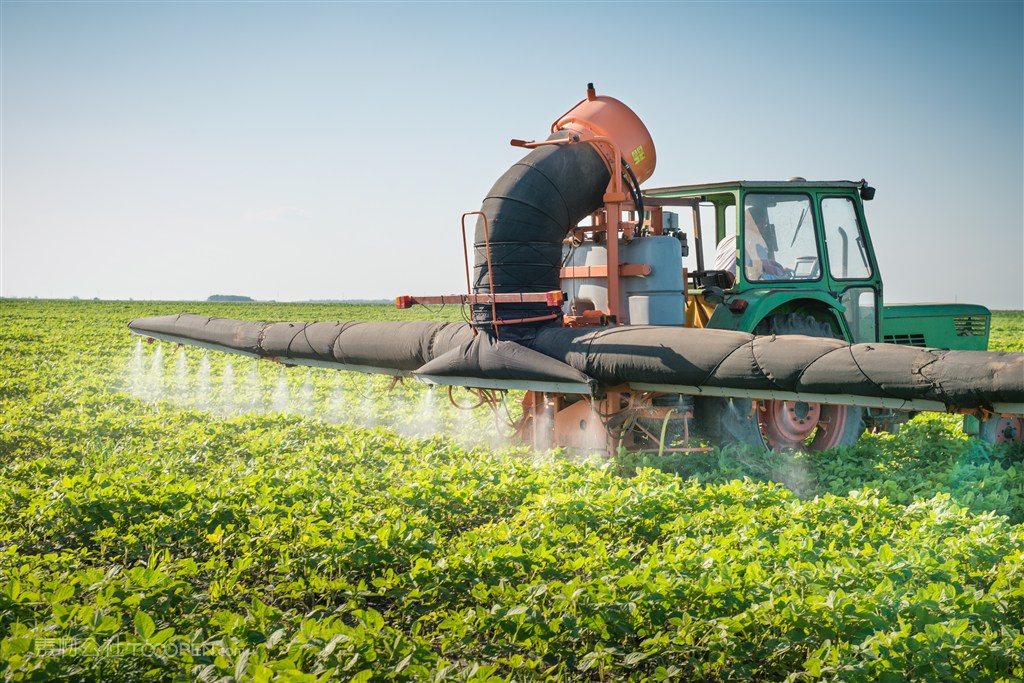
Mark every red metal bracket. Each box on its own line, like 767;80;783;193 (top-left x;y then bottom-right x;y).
560;263;652;279
395;291;564;309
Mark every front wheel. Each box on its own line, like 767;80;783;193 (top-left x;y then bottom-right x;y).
980;416;1024;444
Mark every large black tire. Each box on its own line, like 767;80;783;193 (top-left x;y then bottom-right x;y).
693;396;766;447
696;313;865;451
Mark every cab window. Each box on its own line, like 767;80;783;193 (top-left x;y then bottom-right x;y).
840;287;878;342
822;197;872;280
743;193;820;282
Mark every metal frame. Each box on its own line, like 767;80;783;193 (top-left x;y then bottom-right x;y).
415;374;592;395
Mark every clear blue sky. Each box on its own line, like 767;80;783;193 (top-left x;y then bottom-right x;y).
2;1;1022;308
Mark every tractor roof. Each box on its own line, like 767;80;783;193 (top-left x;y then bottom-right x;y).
645;180;865;196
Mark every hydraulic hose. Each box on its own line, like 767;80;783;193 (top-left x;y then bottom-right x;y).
622;160;644;228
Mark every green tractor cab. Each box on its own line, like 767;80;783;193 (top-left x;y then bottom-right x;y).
644;179;999;447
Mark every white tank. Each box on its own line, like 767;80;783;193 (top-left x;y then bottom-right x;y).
562;235;685;325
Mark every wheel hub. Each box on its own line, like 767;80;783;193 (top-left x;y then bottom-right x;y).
993;417;1024;444
759;400;821;449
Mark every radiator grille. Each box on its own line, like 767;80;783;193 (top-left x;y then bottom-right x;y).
883;333;927;347
953;315;988;336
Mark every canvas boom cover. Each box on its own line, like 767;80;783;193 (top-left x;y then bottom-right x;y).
129;314;1024;410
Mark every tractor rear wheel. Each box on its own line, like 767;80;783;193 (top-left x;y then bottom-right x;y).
755;313;864;451
696;313;865;452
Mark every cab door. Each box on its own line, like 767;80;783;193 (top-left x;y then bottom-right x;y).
819;195;882;342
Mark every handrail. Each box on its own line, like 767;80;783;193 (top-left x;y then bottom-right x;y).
461;211;499;338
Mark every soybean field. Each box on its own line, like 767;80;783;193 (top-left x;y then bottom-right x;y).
1;300;1022;682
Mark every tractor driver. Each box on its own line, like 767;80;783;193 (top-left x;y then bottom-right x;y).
741;195;791;281
713;194;791;282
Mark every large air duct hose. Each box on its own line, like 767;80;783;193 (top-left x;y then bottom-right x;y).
471;132;609;340
472;86;656;341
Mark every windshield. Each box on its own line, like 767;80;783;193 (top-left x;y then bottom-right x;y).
743;193;820;282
